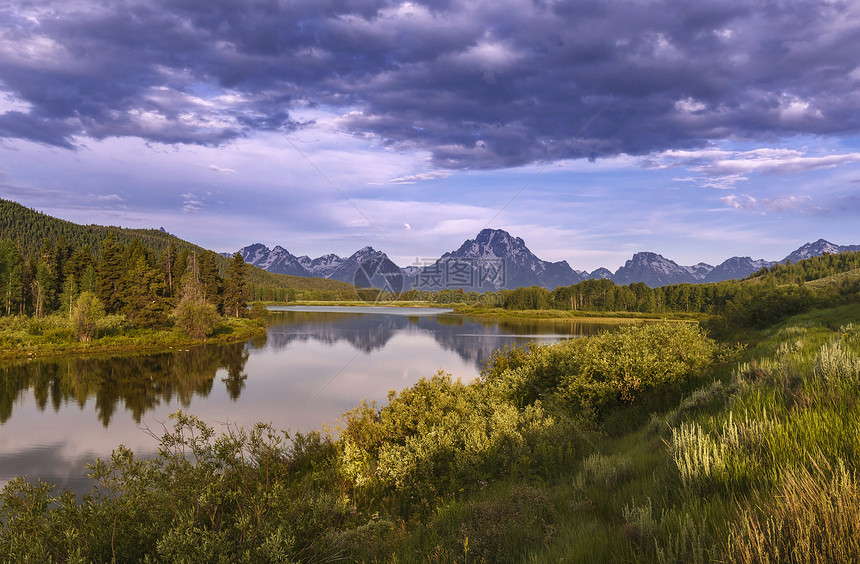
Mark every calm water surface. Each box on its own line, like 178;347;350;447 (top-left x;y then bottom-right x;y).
0;307;621;493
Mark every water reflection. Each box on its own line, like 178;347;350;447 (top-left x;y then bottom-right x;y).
0;342;250;426
264;310;609;368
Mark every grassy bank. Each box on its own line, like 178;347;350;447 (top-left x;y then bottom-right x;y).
450;305;706;322
0;314;266;360
265;300;701;323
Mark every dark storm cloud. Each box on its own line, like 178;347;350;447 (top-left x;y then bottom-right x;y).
1;0;859;167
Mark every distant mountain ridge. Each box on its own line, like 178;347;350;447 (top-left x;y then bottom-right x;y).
237;232;860;290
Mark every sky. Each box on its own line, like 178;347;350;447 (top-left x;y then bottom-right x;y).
1;0;859;273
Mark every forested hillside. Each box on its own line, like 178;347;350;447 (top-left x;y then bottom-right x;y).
0;198;357;302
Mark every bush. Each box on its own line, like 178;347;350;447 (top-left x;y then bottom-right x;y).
339;372;579;510
723;284;815;329
483;322;718;424
172;298;218;338
0;412;347;563
71;292;105;342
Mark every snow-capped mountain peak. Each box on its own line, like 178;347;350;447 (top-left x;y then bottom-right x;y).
238;243;309;277
782;239;842;264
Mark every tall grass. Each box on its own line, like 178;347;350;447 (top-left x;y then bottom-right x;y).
726;458;860;564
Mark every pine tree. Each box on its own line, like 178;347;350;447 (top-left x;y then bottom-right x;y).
123;256;169;328
81;264;97;294
0;240;23;316
198;251;223;311
97;236;127;314
223;252;249;318
158;242;177;300
33;261;55;317
38;239;59;313
59;277;79;318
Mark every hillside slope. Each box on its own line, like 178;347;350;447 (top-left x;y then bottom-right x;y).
0;198;356;293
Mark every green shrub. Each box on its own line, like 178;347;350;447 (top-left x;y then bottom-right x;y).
71;292;104;342
339;372;580;511
484;322;718;425
0;412;348;563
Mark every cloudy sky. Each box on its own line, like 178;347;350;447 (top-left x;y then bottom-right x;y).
1;0;859;272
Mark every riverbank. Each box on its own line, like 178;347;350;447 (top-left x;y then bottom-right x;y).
0;314;266;360
262;300;704;323
449;305;706;322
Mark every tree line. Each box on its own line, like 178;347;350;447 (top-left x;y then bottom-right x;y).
0;234;250;338
498;251;860;328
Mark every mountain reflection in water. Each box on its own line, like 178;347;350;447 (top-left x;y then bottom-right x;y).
264;309;605;367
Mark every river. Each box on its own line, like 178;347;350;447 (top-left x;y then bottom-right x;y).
0;306;621;494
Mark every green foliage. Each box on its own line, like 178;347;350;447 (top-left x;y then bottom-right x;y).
122;256;169;328
172;253;219;338
580;453;633;488
223;252;249;318
173;294;219;339
339;372;579;511
484;322;718;424
70;291;104;342
721;283;815;329
0;412;347;562
249;301;268;321
0;197;359;318
502;286;552;310
430;485;558;563
4;303;860;562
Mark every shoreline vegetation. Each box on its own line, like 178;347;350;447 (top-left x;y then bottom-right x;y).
3;302;860;561
264;300;701;321
0;303;679;361
0;302;686;361
0;313;266;360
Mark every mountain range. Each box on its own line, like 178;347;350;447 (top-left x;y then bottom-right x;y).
236;230;860;290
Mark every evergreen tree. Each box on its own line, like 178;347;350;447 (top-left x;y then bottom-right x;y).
198;251;223;311
38;239;59;312
64;245;94;288
0;240;23;316
58;277;79;318
123;256;169;328
98;236;127;314
81;264;97;294
33;261;55;317
223;252;249;318
158;242;178;300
